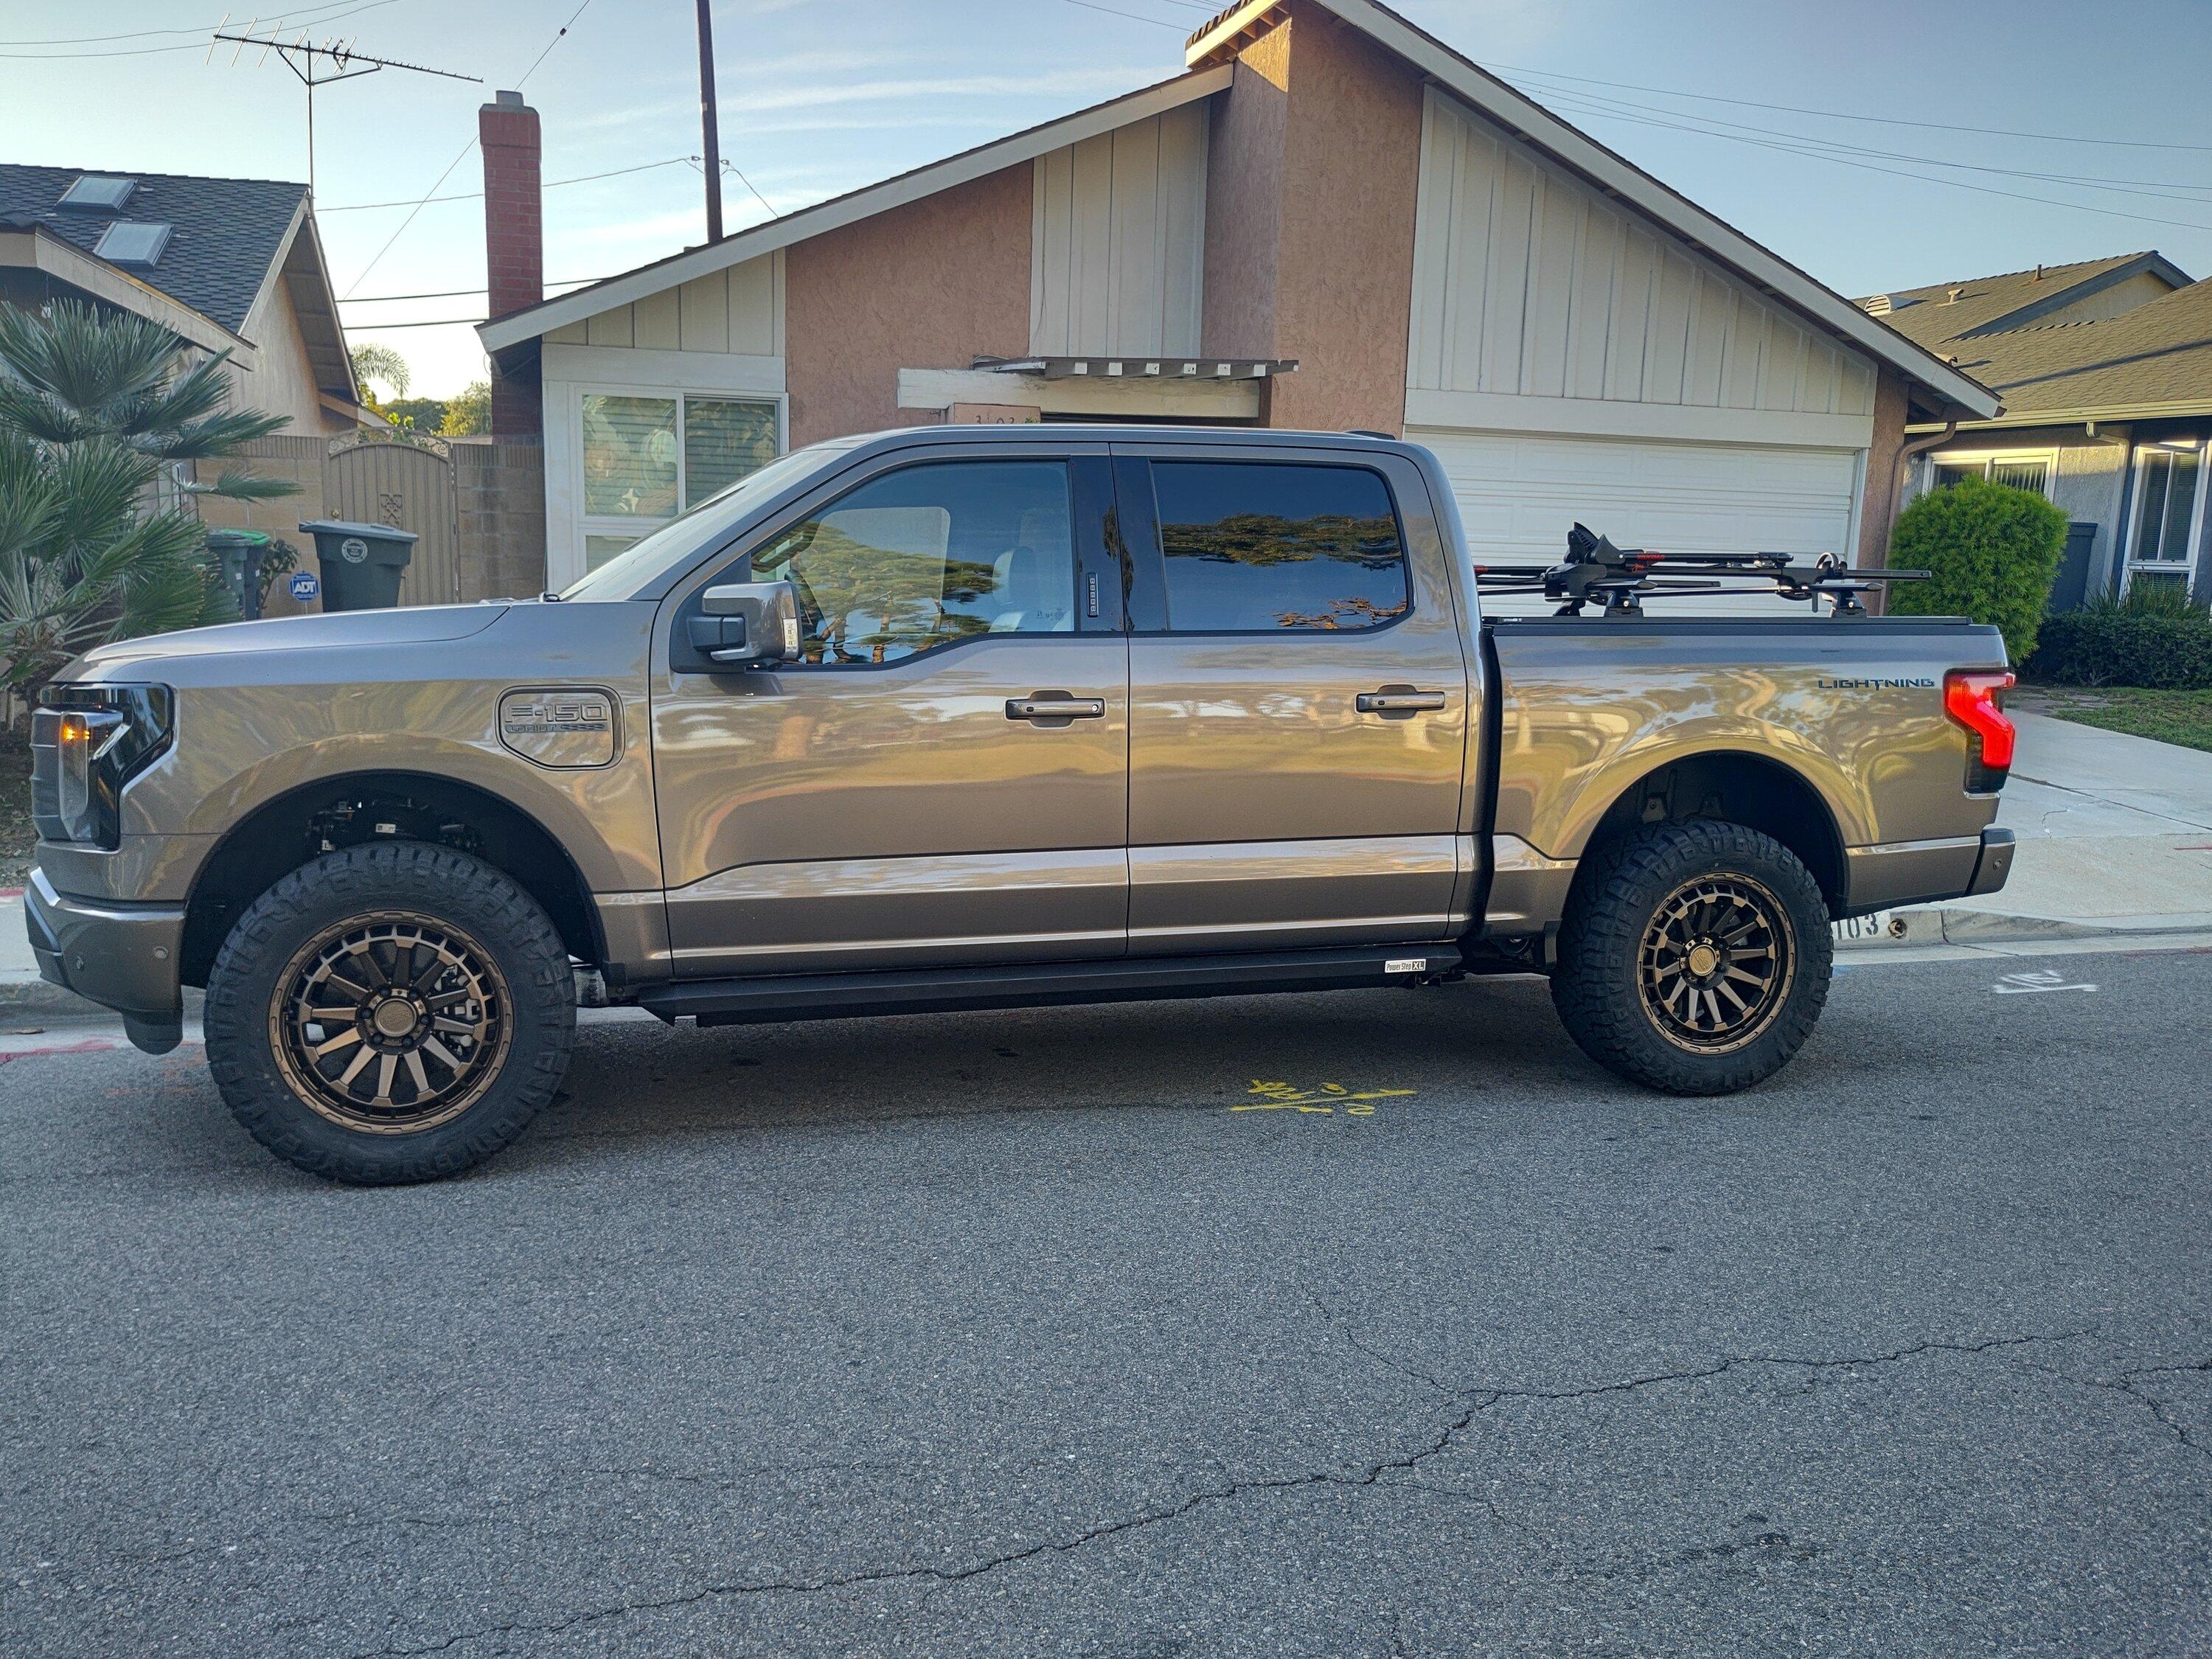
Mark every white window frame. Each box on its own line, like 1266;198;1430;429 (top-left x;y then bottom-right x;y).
2120;440;2210;597
1924;447;2059;496
570;381;787;580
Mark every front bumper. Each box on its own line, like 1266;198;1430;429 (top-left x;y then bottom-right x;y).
25;867;187;1054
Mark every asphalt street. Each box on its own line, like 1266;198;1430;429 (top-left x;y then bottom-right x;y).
2;945;2208;1656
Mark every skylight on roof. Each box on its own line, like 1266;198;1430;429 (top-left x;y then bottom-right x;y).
58;175;137;210
94;221;171;268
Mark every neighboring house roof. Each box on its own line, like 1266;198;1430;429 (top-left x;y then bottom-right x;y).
0;161;358;411
0;163;305;333
1942;276;2212;425
481;0;2000;421
1857;251;2212;427
1860;251;2193;347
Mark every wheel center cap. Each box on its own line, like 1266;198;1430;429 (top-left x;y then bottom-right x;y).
1686;943;1721;978
372;998;420;1038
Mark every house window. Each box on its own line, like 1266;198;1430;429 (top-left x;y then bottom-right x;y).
2124;445;2207;594
1932;455;2051;494
577;390;780;571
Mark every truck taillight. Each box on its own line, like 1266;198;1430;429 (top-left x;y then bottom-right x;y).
1944;669;2015;791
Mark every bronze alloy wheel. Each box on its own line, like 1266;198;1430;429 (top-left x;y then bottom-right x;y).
268;914;512;1134
1635;873;1798;1055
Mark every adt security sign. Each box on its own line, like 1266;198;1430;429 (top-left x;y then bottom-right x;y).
288;571;320;603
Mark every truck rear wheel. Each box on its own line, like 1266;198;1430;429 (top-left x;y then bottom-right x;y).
204;842;576;1183
1550;820;1832;1095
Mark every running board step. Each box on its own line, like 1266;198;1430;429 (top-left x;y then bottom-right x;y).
636;944;1466;1029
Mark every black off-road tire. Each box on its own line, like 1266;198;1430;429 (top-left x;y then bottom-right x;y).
204;842;575;1184
1550;820;1832;1095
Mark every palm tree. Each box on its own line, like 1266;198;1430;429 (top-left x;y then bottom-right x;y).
0;301;299;702
349;341;409;412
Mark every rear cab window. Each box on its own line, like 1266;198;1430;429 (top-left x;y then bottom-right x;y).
1135;460;1411;633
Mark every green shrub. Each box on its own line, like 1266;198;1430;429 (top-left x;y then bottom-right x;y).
1886;475;2069;659
2026;591;2212;689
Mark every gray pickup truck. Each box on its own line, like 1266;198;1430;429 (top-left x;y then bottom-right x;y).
29;426;2017;1183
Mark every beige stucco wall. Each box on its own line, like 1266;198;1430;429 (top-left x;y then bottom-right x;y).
1195;7;1422;434
237;274;351;435
1267;7;1423;435
1197;27;1290;364
785;163;1034;444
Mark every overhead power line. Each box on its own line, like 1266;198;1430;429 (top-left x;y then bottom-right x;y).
322;154;699;212
1060;0;1189;29
341;274;611;303
1484;60;2212;156
1521;80;2212;204
1;0;396;57
340;0;598;299
0;0;388;46
1526;88;2212;235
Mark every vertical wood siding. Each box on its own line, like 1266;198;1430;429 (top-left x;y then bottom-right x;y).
1029;103;1208;357
1407;87;1874;420
545;250;785;358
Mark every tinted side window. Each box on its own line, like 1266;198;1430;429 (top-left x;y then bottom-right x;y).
752;461;1074;664
1150;462;1408;633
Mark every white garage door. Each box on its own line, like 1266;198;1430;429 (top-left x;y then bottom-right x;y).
1408;428;1864;616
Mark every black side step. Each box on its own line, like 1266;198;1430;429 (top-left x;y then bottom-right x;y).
635;943;1466;1029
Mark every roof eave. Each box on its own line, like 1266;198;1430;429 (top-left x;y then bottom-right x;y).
1909;397;2212;433
0;220;256;364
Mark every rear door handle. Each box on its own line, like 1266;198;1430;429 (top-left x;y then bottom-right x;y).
1006;692;1107;726
1356;688;1449;717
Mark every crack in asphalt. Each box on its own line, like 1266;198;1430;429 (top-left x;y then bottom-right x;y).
2015;1353;2212;1464
344;1327;2096;1659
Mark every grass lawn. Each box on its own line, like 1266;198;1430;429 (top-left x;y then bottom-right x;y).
2028;686;2212;755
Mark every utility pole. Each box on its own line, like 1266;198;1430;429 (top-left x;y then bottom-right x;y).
212;29;480;198
696;0;725;243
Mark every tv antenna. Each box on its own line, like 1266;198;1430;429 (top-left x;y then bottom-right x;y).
210;24;481;196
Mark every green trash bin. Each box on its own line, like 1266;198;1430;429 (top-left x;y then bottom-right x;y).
299;518;417;611
205;528;272;621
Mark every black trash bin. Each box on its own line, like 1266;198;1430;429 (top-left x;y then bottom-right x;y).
205;528;272;621
299;518;417;611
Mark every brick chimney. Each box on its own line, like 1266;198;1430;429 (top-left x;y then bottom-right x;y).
479;89;543;439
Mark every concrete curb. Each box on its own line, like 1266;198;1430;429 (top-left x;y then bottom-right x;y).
0;973;109;1018
1834;905;2212;953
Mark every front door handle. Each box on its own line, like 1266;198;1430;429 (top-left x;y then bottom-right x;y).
1356;687;1449;717
1006;692;1107;726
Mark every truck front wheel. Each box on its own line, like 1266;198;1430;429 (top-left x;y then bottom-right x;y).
1550;820;1832;1095
204;842;577;1183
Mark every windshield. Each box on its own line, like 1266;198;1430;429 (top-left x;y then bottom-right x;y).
557;441;858;600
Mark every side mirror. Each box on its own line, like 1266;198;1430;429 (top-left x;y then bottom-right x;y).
690;580;800;668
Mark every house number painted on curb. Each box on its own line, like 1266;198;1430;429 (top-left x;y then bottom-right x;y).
1232;1079;1417;1116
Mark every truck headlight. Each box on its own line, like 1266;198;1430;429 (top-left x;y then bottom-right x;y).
31;684;173;849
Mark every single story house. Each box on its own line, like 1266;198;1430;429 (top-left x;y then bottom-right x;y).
477;0;1998;592
1864;251;2212;606
0;162;365;435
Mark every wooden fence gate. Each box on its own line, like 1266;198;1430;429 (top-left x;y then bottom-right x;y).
324;434;461;607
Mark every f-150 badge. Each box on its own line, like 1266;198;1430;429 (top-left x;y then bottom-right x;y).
499;689;616;768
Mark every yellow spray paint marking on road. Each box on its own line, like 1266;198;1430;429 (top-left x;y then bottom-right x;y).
1232;1079;1416;1116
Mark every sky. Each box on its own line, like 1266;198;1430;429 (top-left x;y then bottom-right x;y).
7;0;2211;398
